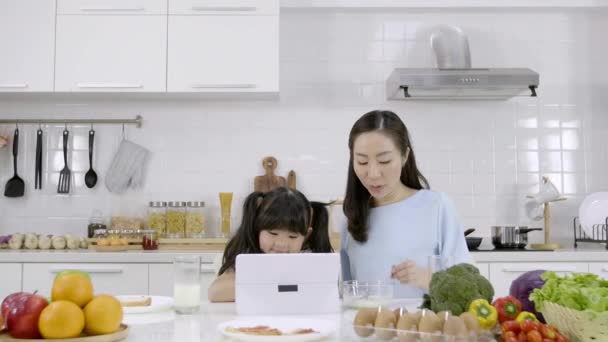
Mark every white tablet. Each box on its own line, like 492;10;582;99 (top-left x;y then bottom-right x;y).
235;253;341;315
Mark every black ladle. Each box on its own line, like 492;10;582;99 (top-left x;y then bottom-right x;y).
84;129;98;188
464;228;475;236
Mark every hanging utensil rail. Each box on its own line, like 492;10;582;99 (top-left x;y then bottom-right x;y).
0;115;143;128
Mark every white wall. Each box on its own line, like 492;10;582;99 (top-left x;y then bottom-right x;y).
0;9;607;248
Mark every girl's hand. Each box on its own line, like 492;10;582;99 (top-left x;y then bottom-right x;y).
0;135;7;148
391;261;431;290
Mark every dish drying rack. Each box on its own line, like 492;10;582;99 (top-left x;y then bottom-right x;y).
573;216;608;250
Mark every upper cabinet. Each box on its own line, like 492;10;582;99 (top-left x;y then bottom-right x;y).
2;0;279;95
54;0;167;92
0;0;56;92
167;0;279;93
167;15;279;93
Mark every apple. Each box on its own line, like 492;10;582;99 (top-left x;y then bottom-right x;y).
1;292;28;320
4;292;48;339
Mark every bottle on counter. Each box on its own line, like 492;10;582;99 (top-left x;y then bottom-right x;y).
142;229;159;250
88;210;107;239
147;201;167;238
166;202;186;238
186;201;206;238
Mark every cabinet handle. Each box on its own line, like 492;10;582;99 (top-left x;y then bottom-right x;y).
201;265;217;274
80;7;145;12
0;84;28;89
502;267;577;273
190;6;257;12
50;267;124;274
77;83;143;89
190;84;256;89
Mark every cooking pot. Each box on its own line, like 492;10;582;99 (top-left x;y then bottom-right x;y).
492;226;542;249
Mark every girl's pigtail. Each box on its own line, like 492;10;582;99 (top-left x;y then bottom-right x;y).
308;201;333;253
218;191;264;275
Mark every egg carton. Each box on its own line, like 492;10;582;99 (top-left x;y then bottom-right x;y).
342;309;497;342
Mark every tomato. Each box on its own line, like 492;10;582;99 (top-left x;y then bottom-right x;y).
554;333;568;342
504;331;517;339
527;330;543;342
521;320;541;333
506;337;519;342
540;324;557;339
543;339;553;342
503;320;521;334
519;331;528;342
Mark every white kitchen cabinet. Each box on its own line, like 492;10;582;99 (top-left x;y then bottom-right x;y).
55;15;167;92
588;263;608;279
475;262;490;280
149;263;218;301
58;0;167;15
489;262;588;297
167;15;279;93
22;263;149;296
170;0;279;15
0;264;22;299
0;0;55;92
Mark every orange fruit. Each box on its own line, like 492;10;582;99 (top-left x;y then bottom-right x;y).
51;271;94;307
38;300;85;339
83;295;123;335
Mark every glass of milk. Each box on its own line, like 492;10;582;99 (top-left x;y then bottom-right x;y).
173;255;201;314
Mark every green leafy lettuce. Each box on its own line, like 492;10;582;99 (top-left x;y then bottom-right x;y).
530;272;608;312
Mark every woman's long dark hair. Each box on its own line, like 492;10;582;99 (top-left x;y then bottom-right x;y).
218;187;333;275
344;110;429;243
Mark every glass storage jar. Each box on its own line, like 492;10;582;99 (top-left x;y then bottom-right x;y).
166;201;186;238
186;201;206;238
147;201;167;237
142;229;159;250
87;210;107;238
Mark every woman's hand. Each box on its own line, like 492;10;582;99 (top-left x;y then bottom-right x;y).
391;261;431;290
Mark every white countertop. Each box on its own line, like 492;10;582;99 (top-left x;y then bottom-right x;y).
0;250;220;263
0;246;606;263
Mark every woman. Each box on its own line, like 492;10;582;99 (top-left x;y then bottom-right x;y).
340;110;471;298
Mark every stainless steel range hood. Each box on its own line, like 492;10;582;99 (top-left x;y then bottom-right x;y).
386;67;539;100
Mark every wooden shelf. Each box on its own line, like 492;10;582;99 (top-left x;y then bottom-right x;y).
281;0;608;9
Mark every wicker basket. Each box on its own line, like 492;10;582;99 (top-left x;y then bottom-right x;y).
541;301;608;342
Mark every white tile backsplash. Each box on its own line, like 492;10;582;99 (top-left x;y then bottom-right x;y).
1;9;607;247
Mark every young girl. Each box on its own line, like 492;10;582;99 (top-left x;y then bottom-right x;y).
208;187;333;302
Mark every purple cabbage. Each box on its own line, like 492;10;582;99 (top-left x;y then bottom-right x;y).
0;235;11;244
509;269;546;323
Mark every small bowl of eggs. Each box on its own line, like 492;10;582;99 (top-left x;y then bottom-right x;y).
342;280;394;309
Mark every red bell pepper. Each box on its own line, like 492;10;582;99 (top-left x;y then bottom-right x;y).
492;296;523;323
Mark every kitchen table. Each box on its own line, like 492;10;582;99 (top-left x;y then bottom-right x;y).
121;300;485;342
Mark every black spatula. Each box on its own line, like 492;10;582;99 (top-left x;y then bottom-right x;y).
4;128;24;197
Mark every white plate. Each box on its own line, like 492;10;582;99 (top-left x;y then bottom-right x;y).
116;295;174;314
218;317;335;342
579;192;608;238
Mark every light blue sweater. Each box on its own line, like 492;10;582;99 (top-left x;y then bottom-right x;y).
340;190;472;299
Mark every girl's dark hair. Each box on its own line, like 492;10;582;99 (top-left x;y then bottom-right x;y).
218;187;333;275
344;110;429;243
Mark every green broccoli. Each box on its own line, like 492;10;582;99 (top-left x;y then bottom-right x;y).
421;263;495;315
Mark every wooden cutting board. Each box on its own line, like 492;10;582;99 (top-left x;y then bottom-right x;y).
254;156;286;193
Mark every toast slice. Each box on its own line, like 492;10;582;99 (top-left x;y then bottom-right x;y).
118;295;152;307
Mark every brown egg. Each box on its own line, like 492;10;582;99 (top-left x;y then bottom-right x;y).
353;308;378;337
374;309;397;341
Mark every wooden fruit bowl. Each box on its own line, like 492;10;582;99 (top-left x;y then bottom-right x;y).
0;324;128;342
